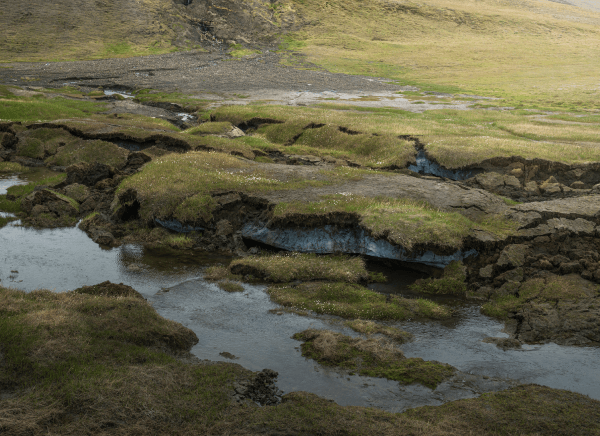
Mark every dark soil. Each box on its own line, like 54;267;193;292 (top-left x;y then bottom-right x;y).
0;51;401;96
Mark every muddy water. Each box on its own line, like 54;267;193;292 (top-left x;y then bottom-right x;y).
2;174;600;411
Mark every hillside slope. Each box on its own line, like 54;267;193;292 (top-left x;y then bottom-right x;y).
0;0;298;61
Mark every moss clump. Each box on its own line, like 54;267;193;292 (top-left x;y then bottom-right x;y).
409;261;466;295
268;282;451;320
482;275;600;319
345;319;412;343
274;195;517;251
16;127;79;159
185;121;234;136
229;253;369;283
293;329;454;389
45;139;129;168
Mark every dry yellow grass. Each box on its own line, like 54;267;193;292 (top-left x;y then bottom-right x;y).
286;0;600;109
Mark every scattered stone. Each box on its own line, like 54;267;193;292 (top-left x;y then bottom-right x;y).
232;369;282;406
219;351;239;359
216;219;234;236
570;181;585;189
497;244;529;268
21;189;79;217
479;264;494;278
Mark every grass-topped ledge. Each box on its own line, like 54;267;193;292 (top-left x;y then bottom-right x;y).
229;253;371;283
273;195;518;252
113;150;330;225
268;282;452;320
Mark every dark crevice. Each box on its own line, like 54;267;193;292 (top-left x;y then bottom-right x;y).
233;117;285;132
338;126;361;135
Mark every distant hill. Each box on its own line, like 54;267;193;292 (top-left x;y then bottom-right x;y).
0;0;298;62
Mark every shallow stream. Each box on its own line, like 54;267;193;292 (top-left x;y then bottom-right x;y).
2;173;600;412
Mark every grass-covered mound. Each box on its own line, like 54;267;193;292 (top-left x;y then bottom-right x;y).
268;282;451;320
229;253;370;283
114;151;327;223
410;261;467;296
293;329;454;389
274;195;517;251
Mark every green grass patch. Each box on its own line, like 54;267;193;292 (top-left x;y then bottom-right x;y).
229;253;369;283
185;122;234;136
115;151;329;223
0;97;106;122
268;281;452;320
212;102;600;168
409;261;466;295
0;215;17;228
293;329;454;389
274;194;517;251
45;139;129;168
217;280;245;293
0;162;28;173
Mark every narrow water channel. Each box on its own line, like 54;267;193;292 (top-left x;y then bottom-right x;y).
2;173;600;412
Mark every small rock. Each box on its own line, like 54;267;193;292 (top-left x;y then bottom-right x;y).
216;219;234;236
504;175;521;188
479;265;494;278
559;262;583;275
492;280;521;297
497;244;529;268
220;351;239;360
524;181;539;195
494;267;524;285
509;168;523;177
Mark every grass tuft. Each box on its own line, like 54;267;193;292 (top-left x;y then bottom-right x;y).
229;253;369;283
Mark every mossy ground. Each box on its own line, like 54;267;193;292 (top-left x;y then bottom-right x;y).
229;253;370;283
293;329;454;389
2;285;599;435
268;281;451;320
